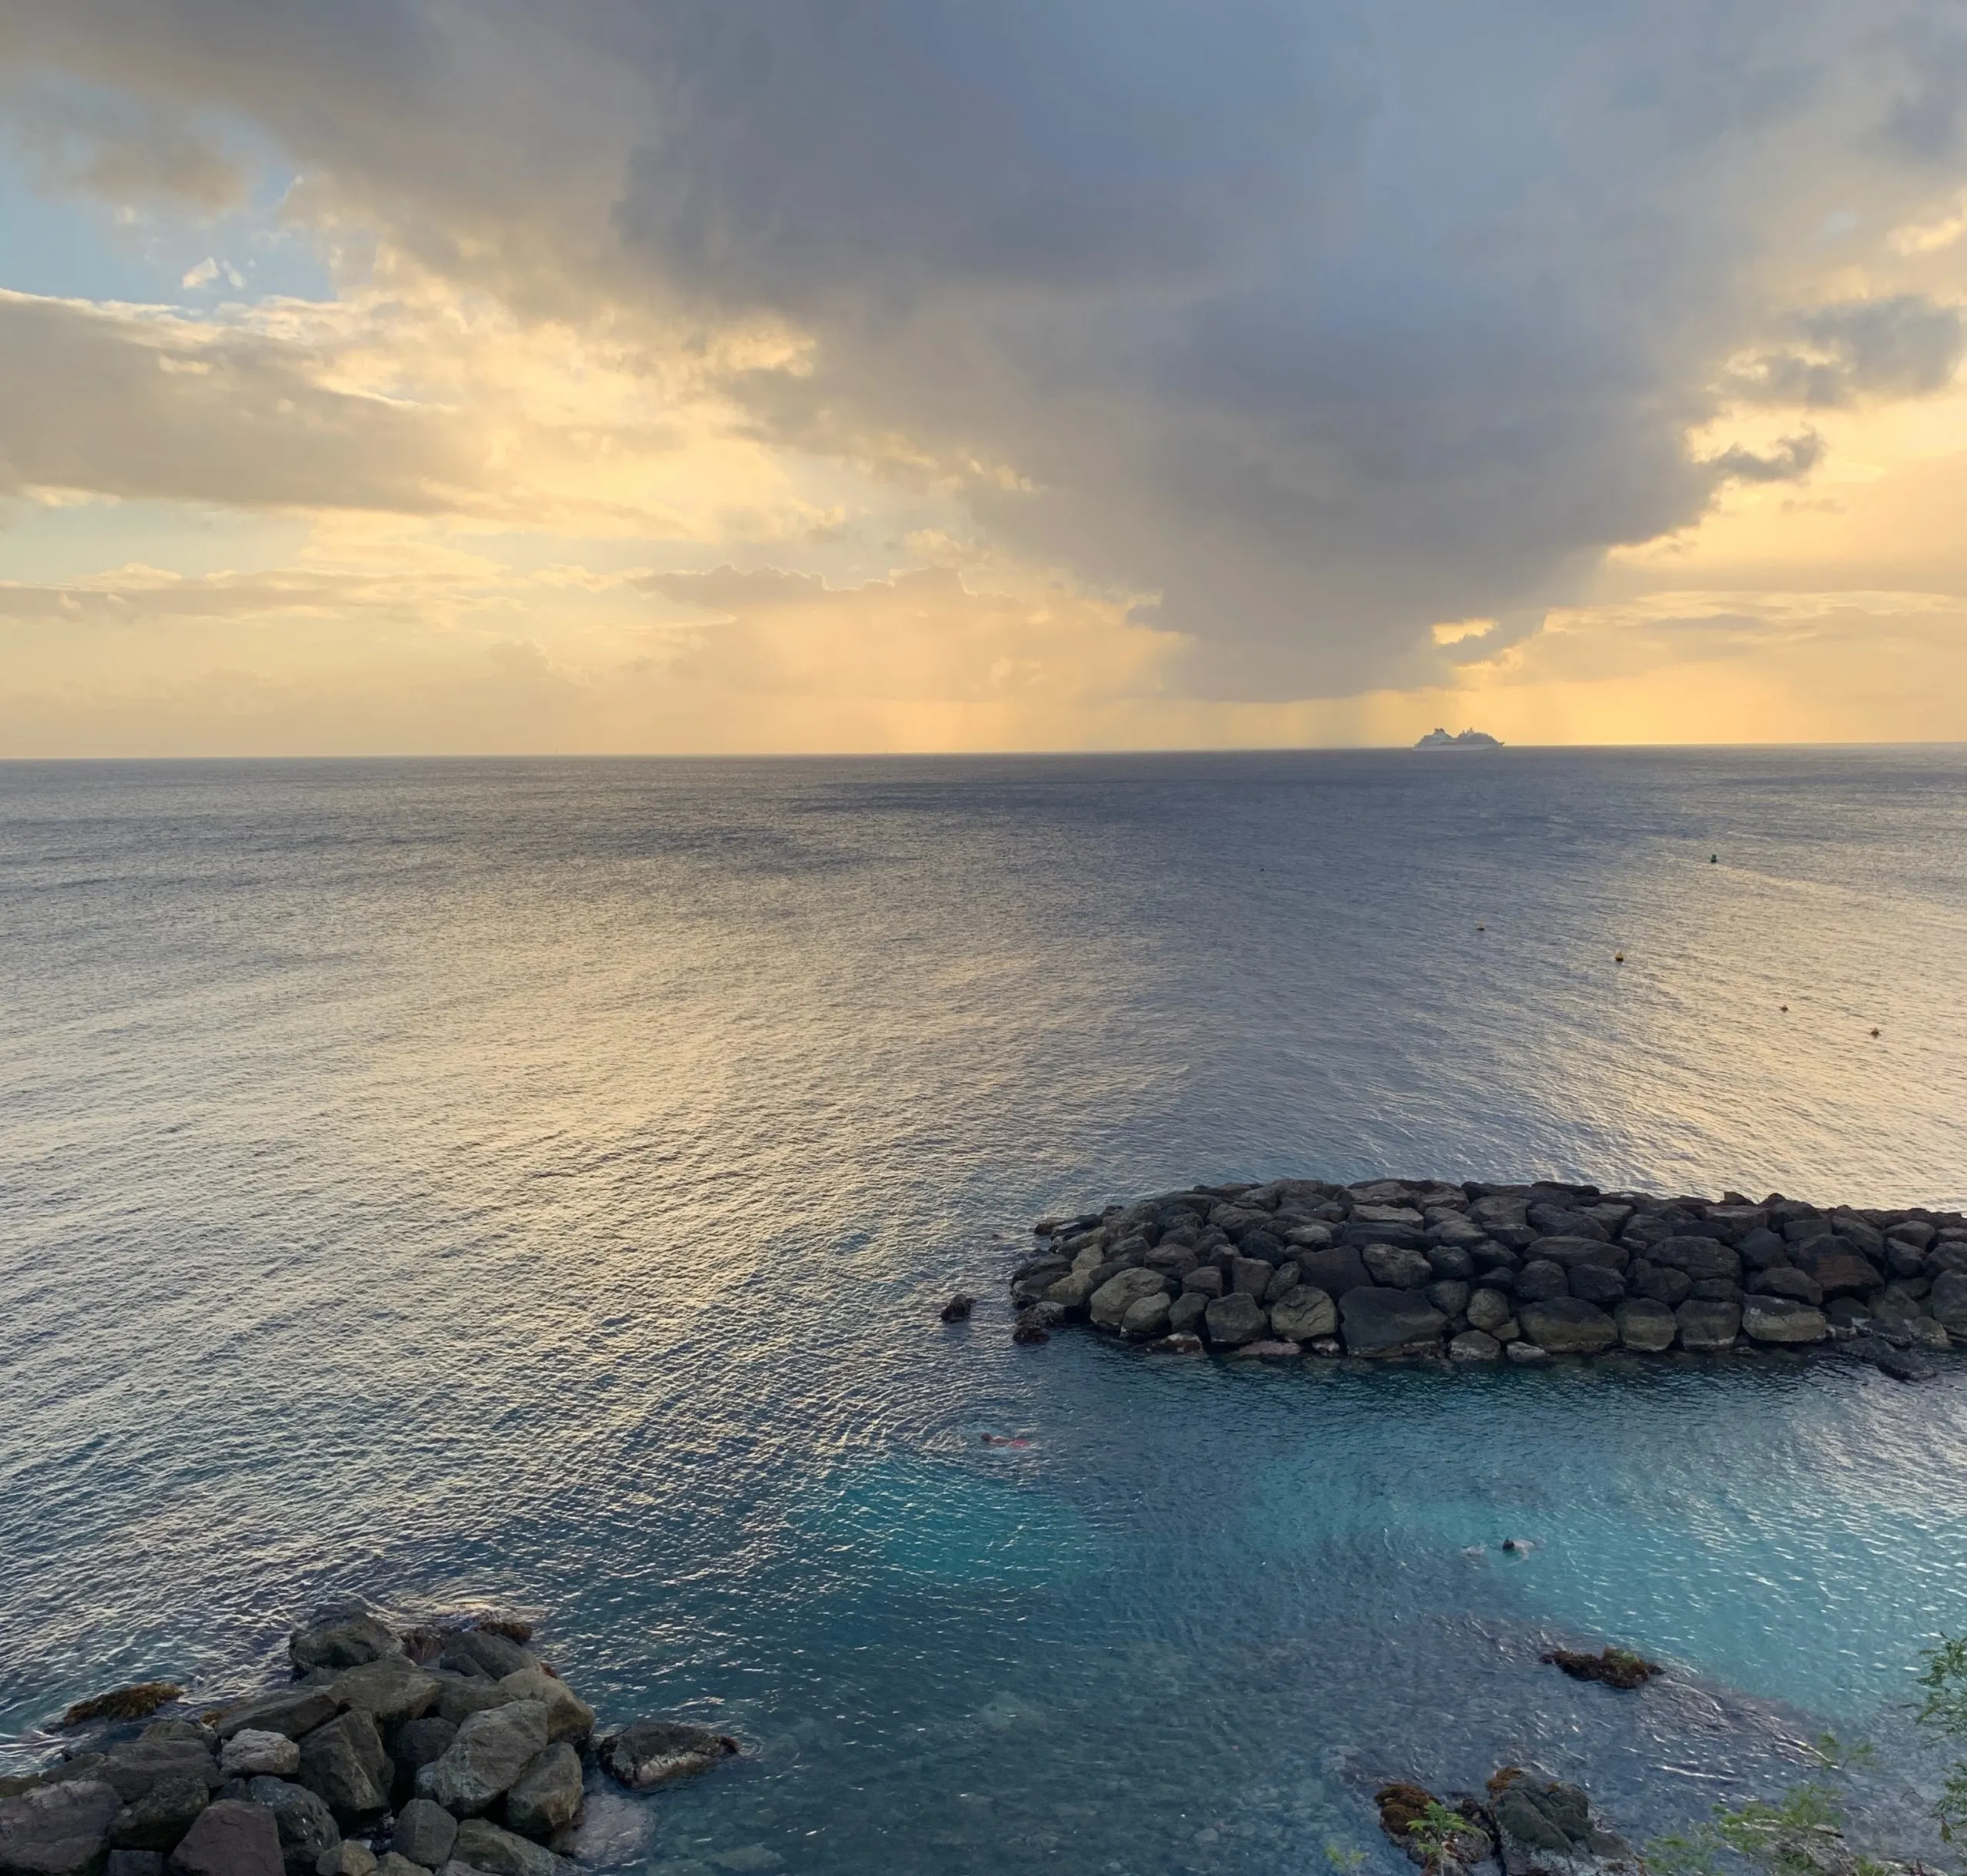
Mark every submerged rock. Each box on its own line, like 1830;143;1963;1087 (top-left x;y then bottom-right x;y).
58;1690;184;1732
597;1721;739;1791
1539;1647;1662;1690
937;1294;974;1322
1489;1775;1639;1876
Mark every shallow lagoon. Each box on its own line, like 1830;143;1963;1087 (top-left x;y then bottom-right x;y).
4;752;1967;1873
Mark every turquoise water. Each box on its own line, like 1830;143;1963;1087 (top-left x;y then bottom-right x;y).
4;751;1967;1873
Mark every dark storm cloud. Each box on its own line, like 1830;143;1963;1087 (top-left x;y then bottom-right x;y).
4;0;1967;695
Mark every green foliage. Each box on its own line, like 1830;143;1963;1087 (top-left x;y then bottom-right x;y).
1916;1634;1967;1841
1406;1799;1481;1871
1647;1742;1866;1876
1324;1846;1368;1874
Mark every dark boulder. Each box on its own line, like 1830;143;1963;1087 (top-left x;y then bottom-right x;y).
1922;1271;1967;1333
1338;1287;1448;1357
1;1779;122;1876
389;1722;456;1800
1790;1241;1883;1299
295;1714;391;1826
1089;1268;1169;1330
239;1781;335;1876
1269;1286;1338;1342
937;1294;974;1322
1741;1297;1829;1344
166;1806;283;1876
1650;1237;1741;1283
108;1785;207;1857
1567;1265;1625;1307
99;1748;221;1809
1226;1257;1273;1298
1626;1260;1690;1307
1736;1227;1789;1270
1674;1299;1740;1352
213;1696;339;1749
503;1746;582;1843
289;1609;401;1678
1750;1267;1823;1305
1490;1775;1640;1876
1513;1261;1569;1303
1613;1299;1676;1353
1362;1244;1434;1290
1202;1293;1267;1347
388;1805;454;1873
1165;1293;1207;1336
416;1702;545;1818
1518;1300;1617;1355
446;1823;576;1876
1295;1246;1372;1300
325;1661;436;1732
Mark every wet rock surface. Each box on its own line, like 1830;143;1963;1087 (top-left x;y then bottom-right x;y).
1013;1177;1964;1370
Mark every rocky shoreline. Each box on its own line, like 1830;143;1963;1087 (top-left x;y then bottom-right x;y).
0;1605;737;1876
1009;1177;1967;1377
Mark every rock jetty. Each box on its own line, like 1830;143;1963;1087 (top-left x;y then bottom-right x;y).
1010;1177;1967;1373
0;1605;738;1876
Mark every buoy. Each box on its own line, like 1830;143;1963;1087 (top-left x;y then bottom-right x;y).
1614;951;1624;964
1477;923;1485;931
1710;854;1718;864
1870;1027;1881;1038
1780;1004;1788;1013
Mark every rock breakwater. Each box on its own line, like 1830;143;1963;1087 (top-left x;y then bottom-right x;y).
1010;1177;1967;1373
0;1605;739;1876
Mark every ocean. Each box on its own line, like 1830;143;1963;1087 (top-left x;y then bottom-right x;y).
4;748;1967;1875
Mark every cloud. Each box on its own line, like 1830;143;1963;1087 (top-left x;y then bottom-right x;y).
1;78;249;208
1726;295;1966;407
0;276;846;537
1705;431;1826;483
4;0;1967;708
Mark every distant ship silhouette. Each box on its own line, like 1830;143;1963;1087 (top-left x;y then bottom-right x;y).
1415;726;1503;748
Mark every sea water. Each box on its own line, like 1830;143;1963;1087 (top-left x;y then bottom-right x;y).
3;749;1967;1875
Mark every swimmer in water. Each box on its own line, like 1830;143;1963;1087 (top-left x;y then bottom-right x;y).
980;1434;1032;1448
1501;1538;1537;1553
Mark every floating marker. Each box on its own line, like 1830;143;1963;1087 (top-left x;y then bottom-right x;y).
1614;951;1624;964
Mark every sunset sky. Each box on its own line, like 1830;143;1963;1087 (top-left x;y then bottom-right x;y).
4;1;1967;754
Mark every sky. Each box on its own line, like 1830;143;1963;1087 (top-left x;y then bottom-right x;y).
2;2;1967;755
